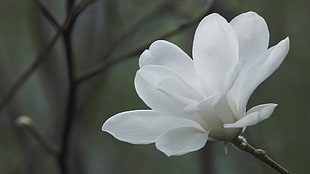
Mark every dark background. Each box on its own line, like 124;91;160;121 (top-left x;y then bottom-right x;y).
0;0;308;173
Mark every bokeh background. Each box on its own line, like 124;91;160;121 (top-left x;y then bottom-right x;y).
0;0;308;174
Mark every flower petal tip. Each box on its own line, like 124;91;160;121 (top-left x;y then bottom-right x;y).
279;37;290;51
201;13;226;22
283;37;290;46
271;103;278;107
242;11;259;17
101;122;108;132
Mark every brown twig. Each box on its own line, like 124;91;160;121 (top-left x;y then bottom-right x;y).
57;0;77;173
0;0;96;112
32;0;61;30
232;136;291;174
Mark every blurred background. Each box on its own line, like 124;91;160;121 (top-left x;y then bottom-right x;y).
0;0;308;174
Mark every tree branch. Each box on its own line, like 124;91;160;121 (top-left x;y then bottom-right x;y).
102;0;172;60
57;0;77;173
0;0;96;112
76;0;214;84
66;0;76;13
32;0;61;30
232;136;291;174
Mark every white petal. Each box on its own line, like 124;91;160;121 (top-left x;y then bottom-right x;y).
223;103;277;128
183;96;226;130
221;64;240;96
223;112;258;128
246;103;278;116
155;126;209;156
195;108;223;130
139;40;192;69
102;110;202;144
230;37;290;115
193;65;240;127
195;96;232;128
157;76;202;104
212;96;238;124
157;86;198;107
135;65;188;116
214;64;241;120
138;40;202;92
193;13;239;96
230;11;269;66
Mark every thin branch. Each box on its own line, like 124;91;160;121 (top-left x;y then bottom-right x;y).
103;0;172;60
76;1;214;84
70;0;96;25
0;0;96;112
0;29;62;112
232;136;291;174
32;0;61;30
66;0;76;13
58;0;77;173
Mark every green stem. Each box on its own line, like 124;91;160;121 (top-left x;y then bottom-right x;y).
231;136;291;174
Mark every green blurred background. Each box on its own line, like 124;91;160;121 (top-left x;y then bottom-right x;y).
0;0;308;174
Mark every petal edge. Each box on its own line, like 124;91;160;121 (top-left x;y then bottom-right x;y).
102;110;203;144
223;103;277;128
155;126;209;156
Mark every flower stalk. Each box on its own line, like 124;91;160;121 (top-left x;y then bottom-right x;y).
231;136;291;174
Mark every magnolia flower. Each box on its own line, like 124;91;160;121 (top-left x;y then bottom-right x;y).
102;11;289;156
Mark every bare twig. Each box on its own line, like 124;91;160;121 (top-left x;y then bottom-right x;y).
103;0;172;60
232;136;291;174
32;0;61;30
0;29;62;112
76;0;214;84
66;0;76;13
0;0;96;112
58;0;77;173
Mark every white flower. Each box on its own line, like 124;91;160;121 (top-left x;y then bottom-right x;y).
102;12;290;156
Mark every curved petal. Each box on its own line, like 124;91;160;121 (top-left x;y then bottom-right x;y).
194;95;235;129
190;65;240;128
223;103;277;128
221;64;241;96
223;112;258;128
184;92;236;131
246;103;278;116
230;11;269;67
212;96;237;124
138;40;202;92
155;126;209;156
229;37;289;115
193;13;239;96
139;40;193;69
135;65;199;116
157;76;203;104
102;110;202;144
